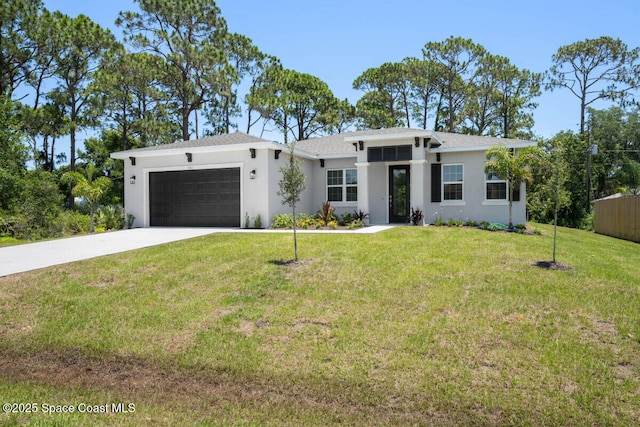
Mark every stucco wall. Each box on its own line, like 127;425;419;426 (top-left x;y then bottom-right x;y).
424;150;527;225
122;148;272;228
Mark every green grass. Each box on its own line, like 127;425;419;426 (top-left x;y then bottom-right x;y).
0;224;639;425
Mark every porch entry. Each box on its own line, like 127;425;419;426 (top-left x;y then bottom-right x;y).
389;165;410;223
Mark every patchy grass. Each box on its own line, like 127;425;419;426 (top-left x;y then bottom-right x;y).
0;224;639;425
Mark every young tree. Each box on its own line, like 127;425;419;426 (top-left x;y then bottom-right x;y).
530;136;571;263
277;145;307;261
485;144;542;229
546;36;640;135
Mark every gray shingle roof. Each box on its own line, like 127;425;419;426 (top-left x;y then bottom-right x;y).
295;128;534;155
433;132;533;149
120;132;271;154
295;128;424;155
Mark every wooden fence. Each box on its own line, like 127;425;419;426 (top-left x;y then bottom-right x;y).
594;195;640;243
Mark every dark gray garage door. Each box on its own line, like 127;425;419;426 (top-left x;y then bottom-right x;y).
149;168;240;227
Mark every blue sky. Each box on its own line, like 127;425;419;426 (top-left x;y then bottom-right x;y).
41;0;640;151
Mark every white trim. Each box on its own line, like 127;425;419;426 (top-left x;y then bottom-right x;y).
142;162;244;228
442;163;464;202
482;200;509;206
345;130;440;143
484;170;509;202
440;201;466;207
432;141;536;153
326;168;358;205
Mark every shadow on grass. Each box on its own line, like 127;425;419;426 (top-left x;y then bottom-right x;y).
268;259;313;267
534;261;574;271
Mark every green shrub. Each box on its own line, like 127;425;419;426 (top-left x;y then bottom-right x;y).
348;219;364;229
97;205;124;230
272;213;294;229
434;217;445;226
59;210;90;234
340;212;353;226
254;214;262;229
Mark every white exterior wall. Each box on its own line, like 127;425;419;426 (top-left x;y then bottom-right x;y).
117;135;527;228
425;150;527;225
121;147;280;228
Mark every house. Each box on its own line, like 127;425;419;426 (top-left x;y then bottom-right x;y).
110;128;536;228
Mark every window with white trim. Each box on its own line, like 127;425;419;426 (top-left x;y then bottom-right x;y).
327;169;357;202
443;164;463;201
486;170;507;200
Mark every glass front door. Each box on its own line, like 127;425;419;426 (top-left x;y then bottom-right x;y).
389;165;410;223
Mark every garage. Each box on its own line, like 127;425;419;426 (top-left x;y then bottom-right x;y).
149;168;241;227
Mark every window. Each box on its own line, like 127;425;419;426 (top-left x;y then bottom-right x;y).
486;171;507;200
443;164;463;201
367;145;412;162
327;169;357;202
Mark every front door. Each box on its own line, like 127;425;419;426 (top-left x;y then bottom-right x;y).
389;165;410;223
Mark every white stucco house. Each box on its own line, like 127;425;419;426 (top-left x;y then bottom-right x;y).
110;128;536;228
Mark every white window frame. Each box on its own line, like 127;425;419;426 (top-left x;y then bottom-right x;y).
326;169;357;204
442;164;464;205
483;170;510;206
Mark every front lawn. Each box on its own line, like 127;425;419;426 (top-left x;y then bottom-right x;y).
0;224;638;425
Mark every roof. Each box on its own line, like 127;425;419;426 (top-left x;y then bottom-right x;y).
110;131;280;159
118;132;271;154
296;127;535;156
111;128;536;159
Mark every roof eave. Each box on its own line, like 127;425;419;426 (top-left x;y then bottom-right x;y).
110;141;285;160
431;140;537;153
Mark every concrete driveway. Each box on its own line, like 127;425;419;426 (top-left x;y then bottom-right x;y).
0;228;223;277
0;225;395;277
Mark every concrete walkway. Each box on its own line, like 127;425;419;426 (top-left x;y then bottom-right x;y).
0;225;395;277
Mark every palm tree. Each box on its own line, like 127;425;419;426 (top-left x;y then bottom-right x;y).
61;164;112;233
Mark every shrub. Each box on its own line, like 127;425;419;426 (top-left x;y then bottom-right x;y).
515;224;526;233
245;212;250;228
348;219;364;229
254;214;262;229
410;207;424;225
480;221;490;230
317;201;336;223
59;210;90;234
465;220;478;227
353;209;369;222
434;217;445;226
126;213;136;229
272;213;294;229
340;212;353;226
97;205;124;230
328;220;338;229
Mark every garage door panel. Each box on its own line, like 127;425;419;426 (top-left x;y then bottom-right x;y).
149;168;240;227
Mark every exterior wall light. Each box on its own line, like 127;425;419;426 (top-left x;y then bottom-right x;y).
250;148;256;158
250;169;256;179
186;152;192;162
130;175;136;184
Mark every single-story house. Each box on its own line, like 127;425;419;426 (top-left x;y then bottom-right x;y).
110;127;536;228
